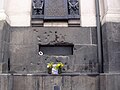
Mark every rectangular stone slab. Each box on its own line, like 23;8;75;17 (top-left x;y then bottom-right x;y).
44;0;68;19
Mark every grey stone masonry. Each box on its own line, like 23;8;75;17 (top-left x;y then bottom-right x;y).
0;73;120;90
102;22;120;73
0;73;99;90
10;27;98;73
0;21;11;73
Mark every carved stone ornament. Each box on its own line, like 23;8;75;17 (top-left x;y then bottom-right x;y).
32;0;44;15
68;0;79;15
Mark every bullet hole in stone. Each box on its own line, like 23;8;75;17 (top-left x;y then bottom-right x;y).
55;31;57;33
56;59;59;62
23;68;26;71
84;66;88;70
62;68;65;71
33;29;38;32
37;63;40;65
44;32;47;34
84;58;86;60
65;62;67;65
49;31;52;33
73;47;77;50
67;65;70;69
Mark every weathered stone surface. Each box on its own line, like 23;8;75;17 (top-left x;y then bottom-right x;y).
12;76;27;90
91;27;97;44
62;76;71;90
73;45;98;73
0;74;120;90
102;22;120;73
44;0;68;19
0;21;10;73
0;75;13;90
100;74;120;90
10;27;98;73
0;74;100;90
72;76;98;90
43;76;62;90
0;63;7;73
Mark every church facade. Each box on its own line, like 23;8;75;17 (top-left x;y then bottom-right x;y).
0;0;120;90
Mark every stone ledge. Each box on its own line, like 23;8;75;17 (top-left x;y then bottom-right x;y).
0;73;99;76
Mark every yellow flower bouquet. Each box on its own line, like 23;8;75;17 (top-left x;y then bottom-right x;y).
47;62;64;74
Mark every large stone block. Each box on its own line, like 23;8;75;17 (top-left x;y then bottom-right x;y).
72;76;98;90
0;63;7;73
0;75;13;90
100;74;120;90
43;76;62;90
91;27;97;44
12;76;26;90
102;22;120;73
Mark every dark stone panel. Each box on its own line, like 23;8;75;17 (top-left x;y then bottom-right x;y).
109;52;120;73
11;27;92;45
100;74;120;90
0;75;100;90
12;75;43;90
107;22;120;42
12;76;26;90
73;45;98;73
102;23;109;72
10;29;24;45
1;74;120;90
0;75;13;90
43;76;62;90
10;27;98;73
62;76;71;90
102;22;120;73
0;21;10;73
91;27;97;44
72;76;98;90
10;44;37;65
44;0;68;19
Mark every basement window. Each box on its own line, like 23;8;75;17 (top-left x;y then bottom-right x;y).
39;45;73;56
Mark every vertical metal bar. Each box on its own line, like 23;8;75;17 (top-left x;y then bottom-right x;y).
95;0;103;73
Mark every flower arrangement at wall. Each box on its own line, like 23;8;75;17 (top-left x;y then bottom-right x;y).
47;62;64;74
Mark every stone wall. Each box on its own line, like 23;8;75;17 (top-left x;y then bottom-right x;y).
0;74;99;90
9;27;98;73
102;22;120;73
0;74;120;90
0;21;10;73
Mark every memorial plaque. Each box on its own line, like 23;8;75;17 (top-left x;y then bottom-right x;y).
44;0;68;19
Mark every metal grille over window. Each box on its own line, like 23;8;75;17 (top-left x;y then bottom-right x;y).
32;0;44;19
68;0;80;19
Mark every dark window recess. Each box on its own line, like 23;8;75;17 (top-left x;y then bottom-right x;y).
39;45;73;56
32;0;80;20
